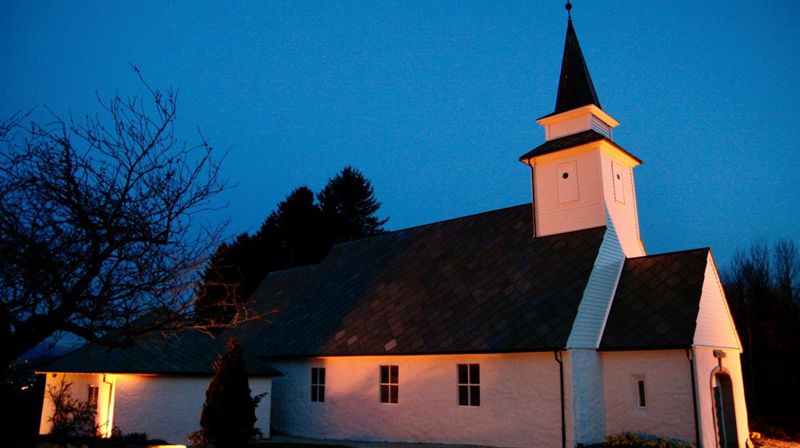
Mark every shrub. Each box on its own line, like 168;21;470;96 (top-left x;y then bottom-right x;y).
188;338;262;448
604;432;694;448
47;379;98;438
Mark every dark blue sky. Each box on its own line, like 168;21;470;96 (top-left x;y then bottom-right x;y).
2;1;798;269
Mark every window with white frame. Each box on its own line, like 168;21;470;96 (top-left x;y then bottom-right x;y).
457;364;480;406
311;367;325;402
379;365;398;404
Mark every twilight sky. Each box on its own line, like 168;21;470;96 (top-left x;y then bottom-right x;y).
1;1;799;270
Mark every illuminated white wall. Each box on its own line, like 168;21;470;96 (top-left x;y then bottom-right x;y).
602;350;696;444
693;348;749;448
270;353;565;448
113;375;272;445
39;372;115;438
40;373;272;445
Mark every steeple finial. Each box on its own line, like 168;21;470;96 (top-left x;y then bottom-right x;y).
553;8;601;114
566;1;572;20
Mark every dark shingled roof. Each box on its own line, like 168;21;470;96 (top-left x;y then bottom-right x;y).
554;18;601;114
600;248;710;350
518;129;642;164
44;205;606;373
42;328;282;376
241;205;606;358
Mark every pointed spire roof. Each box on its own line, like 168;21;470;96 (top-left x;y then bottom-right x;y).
554;17;601;114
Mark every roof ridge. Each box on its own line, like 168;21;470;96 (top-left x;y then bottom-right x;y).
626;247;710;260
329;204;532;251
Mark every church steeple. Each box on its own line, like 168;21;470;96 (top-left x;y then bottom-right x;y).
519;3;645;257
529;7;619;143
554;17;601;114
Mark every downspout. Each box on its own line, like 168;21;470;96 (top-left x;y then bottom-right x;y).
554;351;566;448
102;374;114;438
526;159;537;237
686;349;701;448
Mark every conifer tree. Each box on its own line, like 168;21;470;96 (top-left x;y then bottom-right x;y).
195;167;387;326
318;166;387;244
189;338;258;448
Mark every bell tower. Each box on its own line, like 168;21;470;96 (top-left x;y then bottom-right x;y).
519;8;645;257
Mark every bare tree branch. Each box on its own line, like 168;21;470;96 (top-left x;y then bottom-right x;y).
0;77;258;378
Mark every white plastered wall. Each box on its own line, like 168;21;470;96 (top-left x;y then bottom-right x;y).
568;349;607;445
113;375;272;445
40;373;272;445
693;348;749;448
39;372;115;437
602;350;696;444
270;352;565;448
566;222;625;446
690;252;748;448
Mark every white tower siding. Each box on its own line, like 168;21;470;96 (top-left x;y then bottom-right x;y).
530;142;643;257
693;253;742;350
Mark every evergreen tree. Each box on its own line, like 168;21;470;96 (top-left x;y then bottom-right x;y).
195;168;387;326
318;166;387;244
189;338;258;448
264;186;326;267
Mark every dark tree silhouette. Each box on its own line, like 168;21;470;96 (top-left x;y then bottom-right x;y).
0;74;232;380
266;186;327;267
723;239;800;423
195;187;324;326
196;167;386;327
189;338;259;448
318;166;387;245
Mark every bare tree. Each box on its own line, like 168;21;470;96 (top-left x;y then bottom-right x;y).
0;73;241;379
724;239;800;418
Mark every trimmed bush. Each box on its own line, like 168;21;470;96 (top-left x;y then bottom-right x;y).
188;338;260;448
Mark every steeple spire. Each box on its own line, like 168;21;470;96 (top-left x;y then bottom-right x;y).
554;5;601;114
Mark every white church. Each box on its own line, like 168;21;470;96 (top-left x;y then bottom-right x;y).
39;7;750;448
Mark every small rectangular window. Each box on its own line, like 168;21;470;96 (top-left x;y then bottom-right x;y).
636;378;647;408
612;161;626;204
457;364;480;406
379;365;399;404
311;367;325;402
87;385;99;408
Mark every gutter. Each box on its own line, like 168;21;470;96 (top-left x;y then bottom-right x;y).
554;351;566;448
686;349;701;447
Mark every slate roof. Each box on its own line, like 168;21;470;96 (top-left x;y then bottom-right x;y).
241;205;607;357
42;328;281;376
44;204;715;373
600;248;710;350
44;205;606;373
554;18;601;114
518;129;642;164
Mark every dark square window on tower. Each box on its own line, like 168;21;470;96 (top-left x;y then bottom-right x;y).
380;365;399;404
457;364;480;406
311;367;325;402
